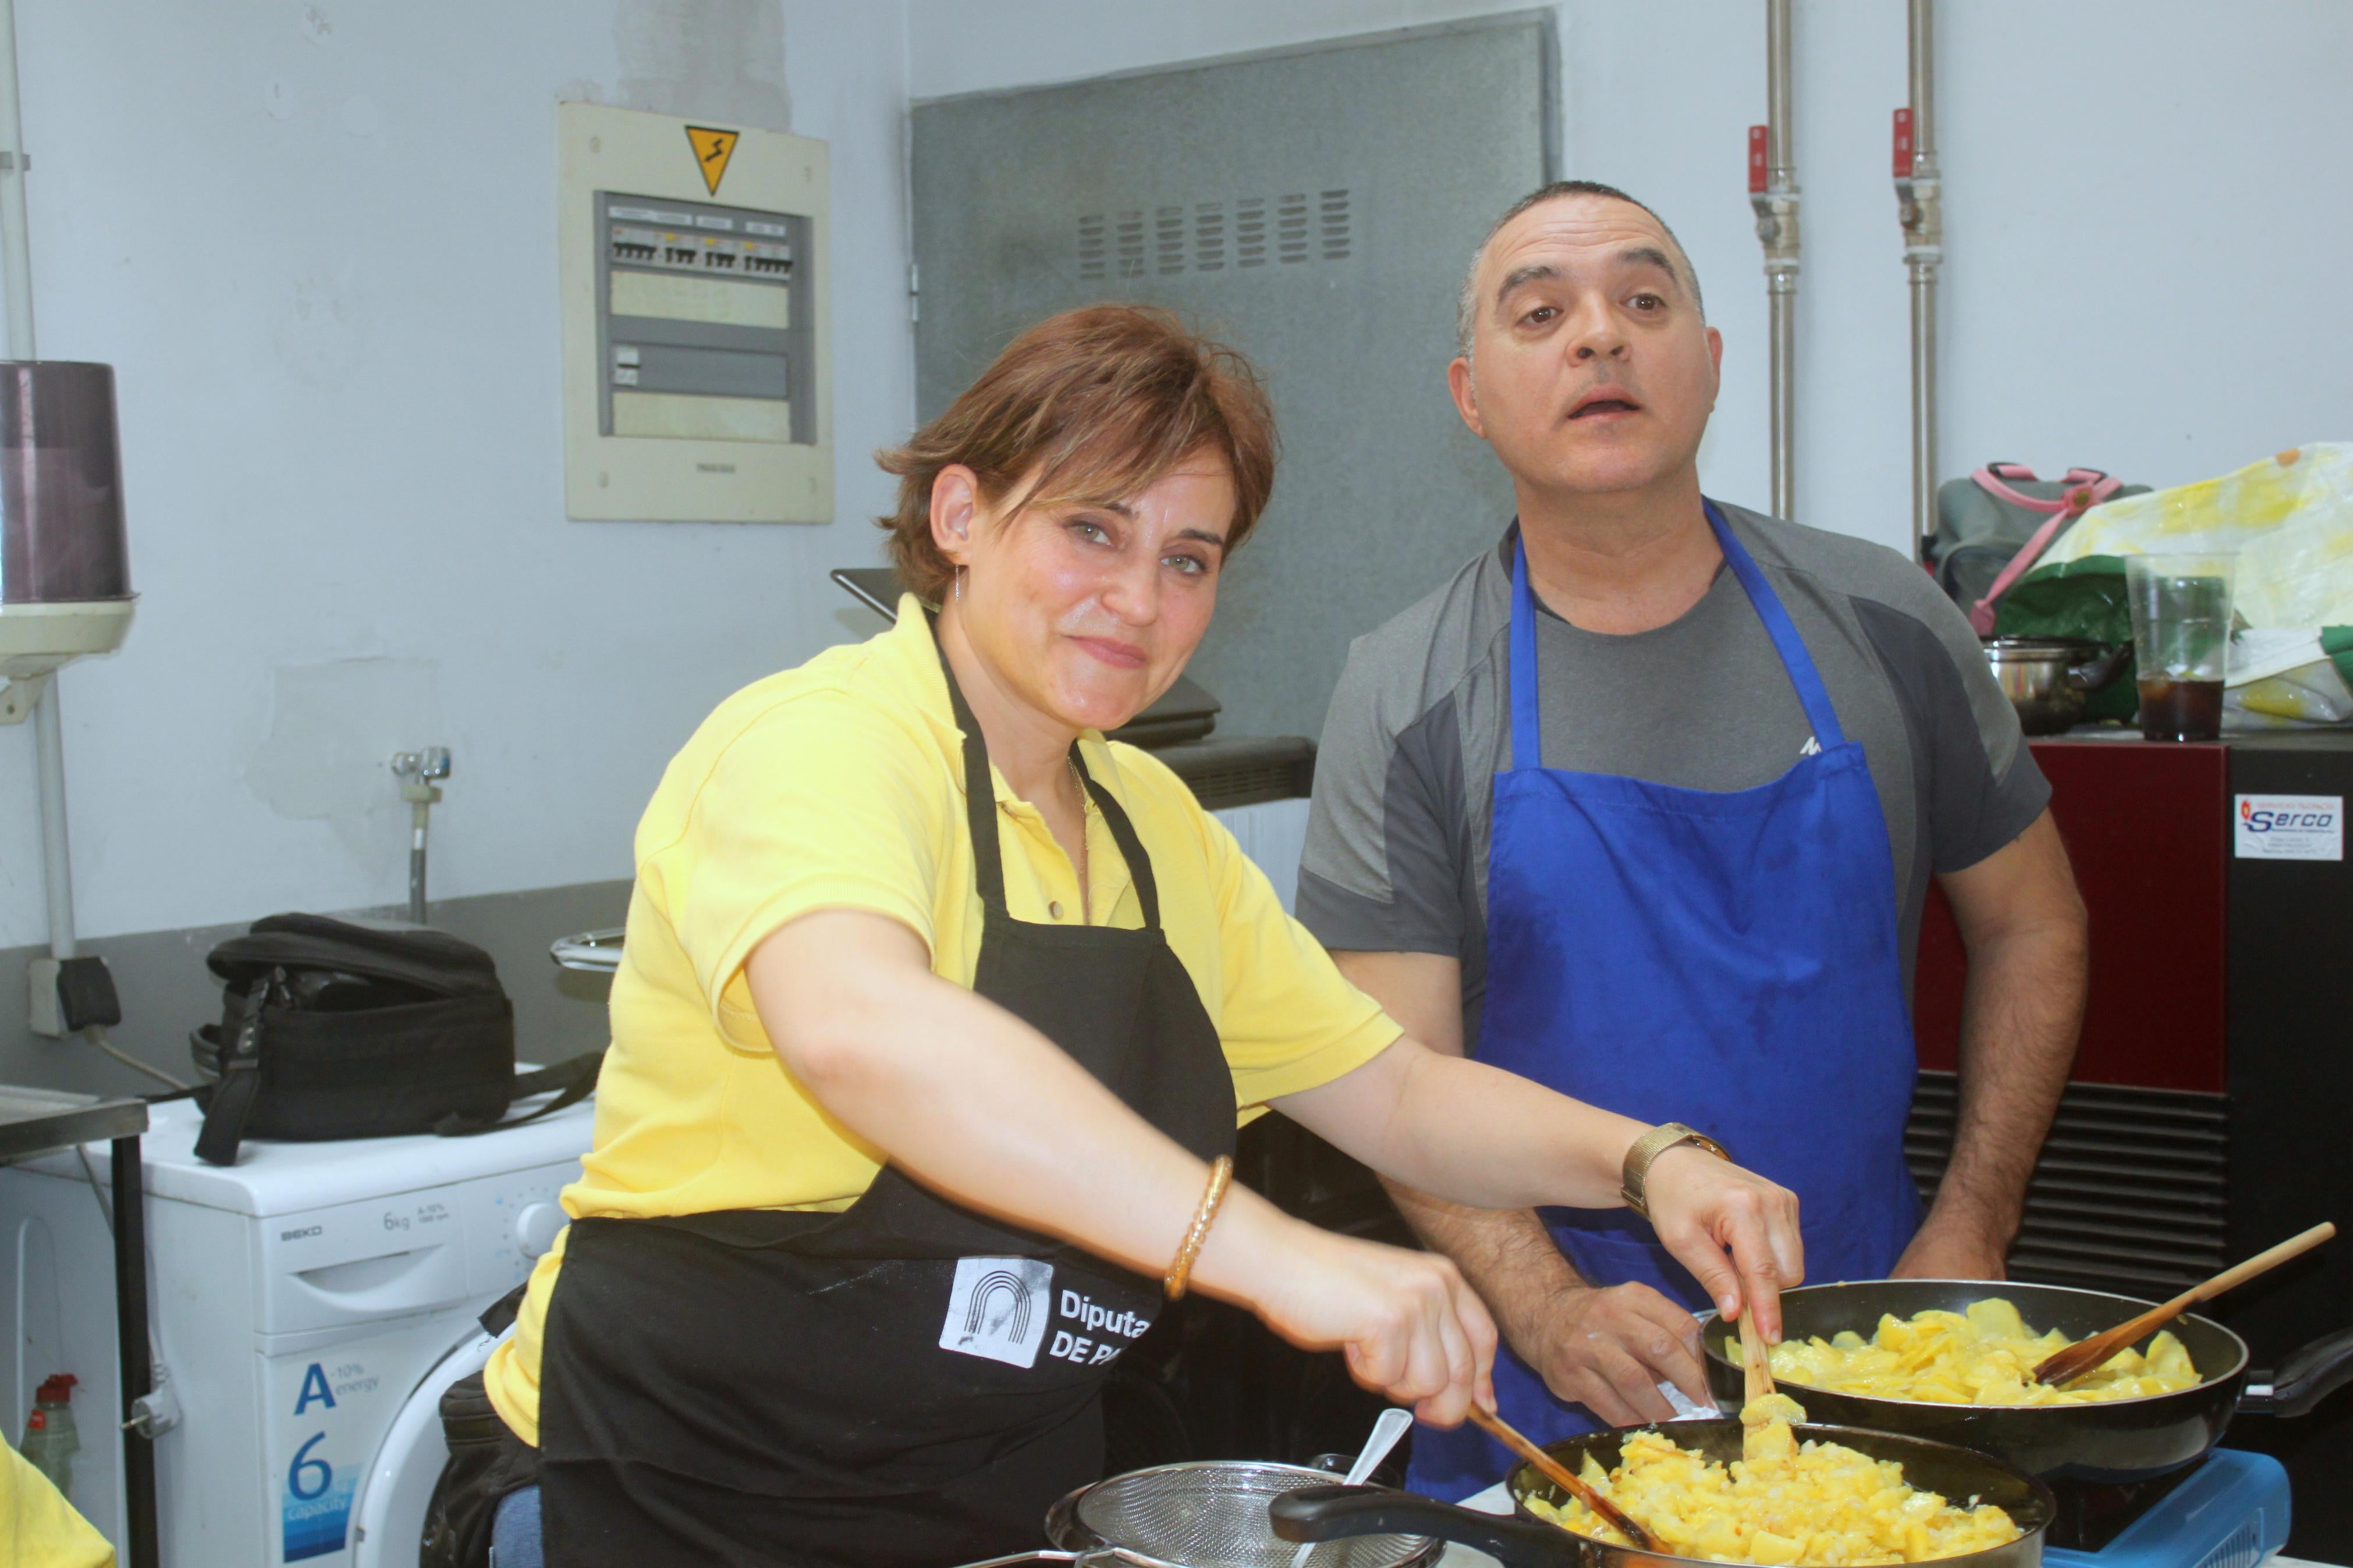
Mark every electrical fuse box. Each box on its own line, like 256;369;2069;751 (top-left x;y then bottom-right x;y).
559;103;831;523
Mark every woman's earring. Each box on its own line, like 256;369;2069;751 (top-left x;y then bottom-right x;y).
953;567;965;601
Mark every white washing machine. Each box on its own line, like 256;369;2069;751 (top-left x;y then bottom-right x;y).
1;1090;591;1567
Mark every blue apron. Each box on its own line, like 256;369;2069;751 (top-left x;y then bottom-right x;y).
1408;503;1919;1499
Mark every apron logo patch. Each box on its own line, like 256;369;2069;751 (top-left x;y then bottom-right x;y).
938;1257;1053;1368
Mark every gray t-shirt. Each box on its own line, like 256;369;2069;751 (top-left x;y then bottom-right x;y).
1297;502;2050;1046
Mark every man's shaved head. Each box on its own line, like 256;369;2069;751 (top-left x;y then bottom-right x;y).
1456;180;1704;358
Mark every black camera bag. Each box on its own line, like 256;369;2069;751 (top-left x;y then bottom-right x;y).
189;913;599;1167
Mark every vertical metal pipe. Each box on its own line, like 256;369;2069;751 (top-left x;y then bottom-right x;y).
1903;0;1943;564
0;0;77;969
409;802;430;925
0;0;33;360
33;680;75;959
111;1135;158;1568
1756;0;1800;520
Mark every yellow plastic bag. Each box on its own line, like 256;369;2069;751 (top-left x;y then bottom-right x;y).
2040;443;2353;630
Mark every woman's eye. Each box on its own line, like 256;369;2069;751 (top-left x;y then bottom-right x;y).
1165;553;1208;577
1069;519;1112;545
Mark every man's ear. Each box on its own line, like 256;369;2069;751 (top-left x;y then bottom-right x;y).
930;464;979;565
1447;357;1486;440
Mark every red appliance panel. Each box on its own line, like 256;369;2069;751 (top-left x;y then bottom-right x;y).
1914;739;2227;1092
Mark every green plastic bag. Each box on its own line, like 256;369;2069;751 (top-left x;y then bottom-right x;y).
1993;554;2138;722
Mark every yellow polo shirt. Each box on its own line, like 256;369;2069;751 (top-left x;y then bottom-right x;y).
485;598;1402;1443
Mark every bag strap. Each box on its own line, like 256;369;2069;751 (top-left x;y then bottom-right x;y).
193;972;281;1167
432;1051;604;1139
1968;470;2128;634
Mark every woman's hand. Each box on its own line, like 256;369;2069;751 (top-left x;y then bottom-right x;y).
1642;1146;1804;1340
1201;1200;1497;1427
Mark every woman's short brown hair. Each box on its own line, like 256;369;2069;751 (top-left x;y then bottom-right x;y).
875;305;1277;603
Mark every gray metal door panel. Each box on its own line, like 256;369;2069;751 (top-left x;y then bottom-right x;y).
912;16;1553;739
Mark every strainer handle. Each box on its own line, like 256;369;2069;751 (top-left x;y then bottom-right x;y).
1269;1484;1579;1568
950;1553;1154;1567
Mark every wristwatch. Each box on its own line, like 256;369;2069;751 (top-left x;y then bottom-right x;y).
1620;1122;1733;1221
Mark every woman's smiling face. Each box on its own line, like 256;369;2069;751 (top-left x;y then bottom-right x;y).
933;455;1237;735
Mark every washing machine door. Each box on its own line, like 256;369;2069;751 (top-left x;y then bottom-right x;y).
348;1327;499;1568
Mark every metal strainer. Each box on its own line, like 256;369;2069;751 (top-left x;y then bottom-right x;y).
1044;1460;1440;1568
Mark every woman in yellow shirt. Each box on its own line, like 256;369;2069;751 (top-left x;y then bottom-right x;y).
475;305;1803;1568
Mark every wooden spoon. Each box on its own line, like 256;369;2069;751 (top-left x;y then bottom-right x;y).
2033;1221;2337;1388
1739;1300;1775;1406
1468;1402;1660;1552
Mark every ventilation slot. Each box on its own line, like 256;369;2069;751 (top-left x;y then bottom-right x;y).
1319;189;1352;260
1077;190;1353;278
1276;193;1311;263
1236;197;1268;268
1193;202;1226;272
1907;1072;2228;1295
1077;214;1107;280
1154;206;1186;275
1115;210;1145;279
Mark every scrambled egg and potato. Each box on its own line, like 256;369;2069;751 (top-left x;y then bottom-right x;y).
1528;1395;2021;1565
1767;1298;2201;1406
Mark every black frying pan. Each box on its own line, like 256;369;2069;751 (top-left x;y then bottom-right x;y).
1272;1419;2054;1568
1698;1279;2353;1483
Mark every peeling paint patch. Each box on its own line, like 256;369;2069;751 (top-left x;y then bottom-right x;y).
613;0;790;133
245;658;439;872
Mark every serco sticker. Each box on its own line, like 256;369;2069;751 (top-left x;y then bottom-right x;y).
2234;794;2343;861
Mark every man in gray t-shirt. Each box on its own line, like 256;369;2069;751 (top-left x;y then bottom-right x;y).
1298;180;2088;1498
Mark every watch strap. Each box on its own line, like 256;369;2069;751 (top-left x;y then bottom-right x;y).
1620;1122;1732;1221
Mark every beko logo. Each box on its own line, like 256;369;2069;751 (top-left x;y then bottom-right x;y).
279;1225;323;1242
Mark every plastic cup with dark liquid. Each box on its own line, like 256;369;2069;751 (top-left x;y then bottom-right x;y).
2124;552;2235;742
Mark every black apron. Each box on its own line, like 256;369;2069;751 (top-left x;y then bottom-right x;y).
536;638;1237;1568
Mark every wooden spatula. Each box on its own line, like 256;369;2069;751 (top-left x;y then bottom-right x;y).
1468;1402;1659;1552
1739;1301;1775;1406
2033;1221;2337;1388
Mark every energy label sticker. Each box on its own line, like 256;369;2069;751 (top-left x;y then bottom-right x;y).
2234;794;2344;861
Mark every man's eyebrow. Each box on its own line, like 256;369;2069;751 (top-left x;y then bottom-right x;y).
1619;245;1680;282
1492;263;1561;310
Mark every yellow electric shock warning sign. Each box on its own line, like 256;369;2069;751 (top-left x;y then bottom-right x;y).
685;126;740;195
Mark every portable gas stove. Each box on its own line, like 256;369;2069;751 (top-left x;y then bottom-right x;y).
2044;1450;2290;1568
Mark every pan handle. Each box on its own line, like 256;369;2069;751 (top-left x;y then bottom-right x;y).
1270;1484;1581;1568
2240;1327;2353;1418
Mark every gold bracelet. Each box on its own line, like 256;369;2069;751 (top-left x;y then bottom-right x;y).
1620;1122;1733;1221
1164;1155;1234;1300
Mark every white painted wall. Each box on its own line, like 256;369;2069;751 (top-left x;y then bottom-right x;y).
0;0;913;946
9;0;2351;947
907;0;2353;557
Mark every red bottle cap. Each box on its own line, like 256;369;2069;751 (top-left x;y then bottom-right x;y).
34;1373;77;1403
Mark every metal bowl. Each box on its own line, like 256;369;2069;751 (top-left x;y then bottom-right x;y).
1048;1459;1441;1568
1982;638;2129;735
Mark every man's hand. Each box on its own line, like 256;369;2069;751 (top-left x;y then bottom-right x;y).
1891;1212;2009;1281
1510;1280;1709;1428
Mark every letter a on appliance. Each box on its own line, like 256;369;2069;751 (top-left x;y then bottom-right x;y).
686;125;740;194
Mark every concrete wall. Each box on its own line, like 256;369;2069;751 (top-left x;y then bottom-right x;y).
906;0;2353;559
0;0;913;966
